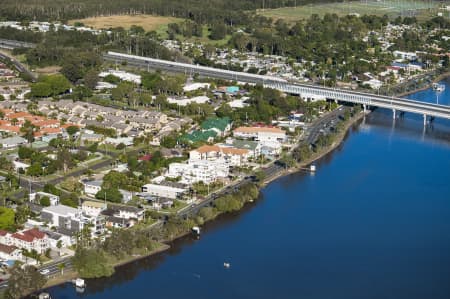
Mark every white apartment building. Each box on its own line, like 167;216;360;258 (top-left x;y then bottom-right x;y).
41;205;81;228
141;183;188;200
189;145;251;167
233;126;286;143
167;159;230;184
41;205;105;237
393;50;418;61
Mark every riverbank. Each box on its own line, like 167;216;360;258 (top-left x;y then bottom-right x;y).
262;111;366;187
41;243;171;292
37;74;443;293
37;110;365;294
396;71;450;97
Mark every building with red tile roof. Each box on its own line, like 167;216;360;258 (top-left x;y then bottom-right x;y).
0;228;50;254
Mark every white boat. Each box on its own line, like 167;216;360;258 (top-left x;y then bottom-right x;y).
432;83;445;92
223;262;231;268
38;293;51;299
72;278;86;288
191;226;201;237
310;165;316;172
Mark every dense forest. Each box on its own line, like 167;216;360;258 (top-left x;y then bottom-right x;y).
0;0;343;22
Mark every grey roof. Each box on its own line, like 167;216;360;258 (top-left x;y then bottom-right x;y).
232;139;259;151
108;205;143;213
159;180;188;189
83;180;103;187
0;136;27;145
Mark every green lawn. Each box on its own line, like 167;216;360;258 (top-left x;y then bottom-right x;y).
172;25;231;47
258;0;440;23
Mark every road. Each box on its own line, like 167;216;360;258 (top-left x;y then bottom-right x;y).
0;257;73;289
0;39;35;50
0;51;37;82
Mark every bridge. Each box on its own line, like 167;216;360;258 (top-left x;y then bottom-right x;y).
104;51;450;125
0;38;36;50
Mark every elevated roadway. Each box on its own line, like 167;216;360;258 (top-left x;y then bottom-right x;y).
0;38;36;50
104;51;450;124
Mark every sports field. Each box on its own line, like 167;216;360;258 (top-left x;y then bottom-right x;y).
258;0;441;22
69;15;183;31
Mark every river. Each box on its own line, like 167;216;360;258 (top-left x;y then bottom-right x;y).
46;79;450;299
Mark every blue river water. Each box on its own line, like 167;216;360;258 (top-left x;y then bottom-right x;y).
47;80;450;299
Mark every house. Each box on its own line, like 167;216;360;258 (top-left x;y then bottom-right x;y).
102;215;135;229
0;244;22;261
200;117;232;137
0;228;50;254
119;189;133;203
0;136;27;148
82;180;103;196
80;133;104;143
29;192;60;206
393;50;418;61
81;200;107;217
113;206;144;220
102;137;134;147
148;197;174;210
12;160;30;172
226;139;261;159
182;130;217;143
101;206;144;228
44;231;73;249
142;182;188;200
183;82;210;92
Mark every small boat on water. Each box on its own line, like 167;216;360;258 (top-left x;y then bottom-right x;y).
38;293;51;299
72;278;86;288
310;164;316;172
432;83;445;92
223;262;231;268
191;226;201;238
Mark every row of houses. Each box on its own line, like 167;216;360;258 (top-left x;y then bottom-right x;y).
0;109;76;141
0;100;173;138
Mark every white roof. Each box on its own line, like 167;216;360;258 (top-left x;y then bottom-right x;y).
99;70;141;84
42;204;79;216
142;183;187;193
167;96;210;107
183;82;210;92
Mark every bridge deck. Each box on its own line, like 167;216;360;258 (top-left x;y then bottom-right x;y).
104;51;450;121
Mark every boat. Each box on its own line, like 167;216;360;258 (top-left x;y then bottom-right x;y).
310;164;316;172
432;83;445;92
223;262;231;268
38;293;51;299
72;278;86;288
191;226;201;238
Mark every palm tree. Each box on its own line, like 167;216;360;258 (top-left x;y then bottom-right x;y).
58;262;65;275
56;240;62;256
